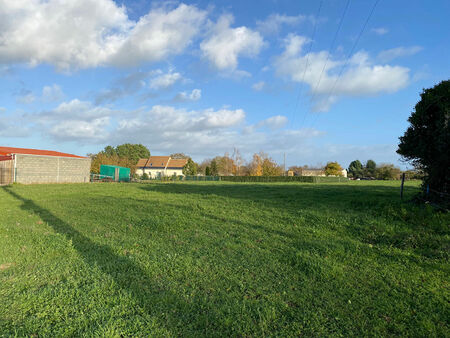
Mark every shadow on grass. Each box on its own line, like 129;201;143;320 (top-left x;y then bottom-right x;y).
1;186;229;335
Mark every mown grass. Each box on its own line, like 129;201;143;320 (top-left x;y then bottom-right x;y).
0;181;448;336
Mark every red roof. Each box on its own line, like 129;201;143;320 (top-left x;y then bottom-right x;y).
0;147;86;158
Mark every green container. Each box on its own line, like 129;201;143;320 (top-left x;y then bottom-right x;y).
100;165;130;182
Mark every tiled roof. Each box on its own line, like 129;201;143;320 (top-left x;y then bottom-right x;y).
0;146;86;158
137;156;188;169
167;158;188;168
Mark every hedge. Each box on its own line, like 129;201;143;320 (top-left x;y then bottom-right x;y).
184;175;220;181
219;176;348;183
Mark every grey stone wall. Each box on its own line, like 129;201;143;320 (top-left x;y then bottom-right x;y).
15;154;91;184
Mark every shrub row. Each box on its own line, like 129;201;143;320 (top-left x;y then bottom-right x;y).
184;175;220;181
219;176;348;183
137;175;348;183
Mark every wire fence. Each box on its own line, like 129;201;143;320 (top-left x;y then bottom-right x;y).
421;186;450;211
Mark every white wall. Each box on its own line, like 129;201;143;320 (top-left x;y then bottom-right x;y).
136;168;184;177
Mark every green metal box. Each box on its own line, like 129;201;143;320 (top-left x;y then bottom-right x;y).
100;165;130;182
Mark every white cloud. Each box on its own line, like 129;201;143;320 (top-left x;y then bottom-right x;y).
258;115;288;130
252;81;265;91
0;1;206;70
200;14;265;71
110;4;207;67
377;46;423;63
274;34;410;111
371;27;389;35
256;14;306;35
49;117;110;142
34;99;114;142
149;70;182;90
112;105;321;159
47;99;113;120
42;84;64;102
8;98;324;158
173;89;202;102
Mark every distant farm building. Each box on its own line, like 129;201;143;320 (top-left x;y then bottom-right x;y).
292;168;348;178
0;147;91;185
136;156;187;178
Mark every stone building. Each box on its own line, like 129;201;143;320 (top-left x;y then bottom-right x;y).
0;147;91;184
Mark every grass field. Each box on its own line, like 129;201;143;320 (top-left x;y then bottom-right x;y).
0;181;448;336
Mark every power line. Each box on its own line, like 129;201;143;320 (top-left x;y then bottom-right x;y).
308;0;351;106
308;0;381;130
329;0;381;103
289;0;323;129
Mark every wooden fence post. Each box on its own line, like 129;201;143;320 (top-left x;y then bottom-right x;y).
400;173;405;199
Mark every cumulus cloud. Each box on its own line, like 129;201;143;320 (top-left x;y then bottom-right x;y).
377;46;423;63
173;89;202;102
371;27;389;35
112;105;320;158
149;69;183;90
9;97;325;159
49;117;110;142
0;1;207;71
274;34;410;111
256;13;306;35
110;4;207;67
42;84;64;102
200;14;265;71
35;99;115;142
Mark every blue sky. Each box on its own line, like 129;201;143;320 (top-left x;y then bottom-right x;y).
0;0;448;168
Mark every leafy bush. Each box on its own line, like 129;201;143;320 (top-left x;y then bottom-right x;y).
141;173;149;180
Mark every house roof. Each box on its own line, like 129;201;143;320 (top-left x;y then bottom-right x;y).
137;156;188;169
0;146;86;158
168;158;188;168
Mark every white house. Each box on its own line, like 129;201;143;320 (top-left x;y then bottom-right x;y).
136;156;188;178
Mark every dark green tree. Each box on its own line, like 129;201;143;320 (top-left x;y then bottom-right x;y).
364;160;377;177
182;158;198;176
348;160;363;178
102;145;116;157
205;166;211;176
210;159;218;176
115;144;150;164
397;80;450;193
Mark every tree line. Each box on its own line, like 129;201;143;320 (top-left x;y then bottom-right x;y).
347;159;411;180
89;145;413;180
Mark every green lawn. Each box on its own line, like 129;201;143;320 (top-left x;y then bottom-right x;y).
0;181;448;336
